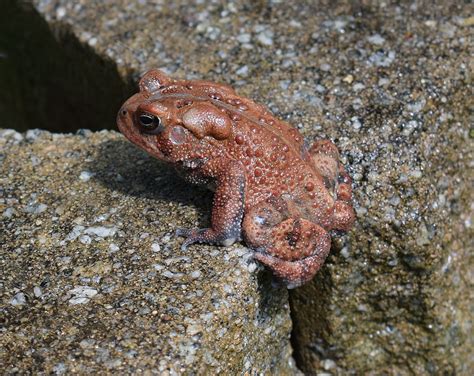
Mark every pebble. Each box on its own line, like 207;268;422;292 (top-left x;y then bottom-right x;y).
367;34;385;45
162;270;184;279
410;169;422;179
68;286;98;305
350;116;362;130
343;74;354;84
65;225;85;241
320;63;331;71
25;129;44;141
79;171;94;182
256;29;274;46
340;247;350;258
84;226;118;238
402;120;419;136
52;363;67;375
76;129;92;137
368;50;396;67
247;262;258;273
3;207;15;218
235;65;249;77
236;33;251;44
279;80;291;90
79;234;92;244
24;203;48;214
10;292;27;306
186;324;203;336
352;83;366;91
151;243;161;252
0;129;23;143
190;270;201;279
56;6;66;19
322;359;337;370
161;235;171;243
30;155;41;166
355;206;368;216
315;84;326;93
407;99;426;113
415;224;430;246
205;26;221;41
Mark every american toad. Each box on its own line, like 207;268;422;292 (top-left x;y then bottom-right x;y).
117;70;355;288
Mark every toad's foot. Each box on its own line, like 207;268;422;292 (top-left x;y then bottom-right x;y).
254;251;328;289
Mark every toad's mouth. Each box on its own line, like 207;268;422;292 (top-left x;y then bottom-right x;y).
117;120;168;162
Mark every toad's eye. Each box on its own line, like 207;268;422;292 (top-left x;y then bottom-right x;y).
138;113;163;134
139;113;159;128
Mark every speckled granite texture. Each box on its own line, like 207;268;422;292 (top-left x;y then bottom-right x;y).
0;129;296;374
1;0;473;374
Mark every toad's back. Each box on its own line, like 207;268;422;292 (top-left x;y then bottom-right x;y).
148;75;334;213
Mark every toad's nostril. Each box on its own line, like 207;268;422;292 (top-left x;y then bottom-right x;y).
121;109;127;116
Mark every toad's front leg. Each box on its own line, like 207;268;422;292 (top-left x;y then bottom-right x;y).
177;158;246;250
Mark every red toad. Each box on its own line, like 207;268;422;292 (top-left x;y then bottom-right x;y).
117;70;355;288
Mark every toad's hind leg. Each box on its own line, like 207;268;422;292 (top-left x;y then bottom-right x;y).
243;197;331;288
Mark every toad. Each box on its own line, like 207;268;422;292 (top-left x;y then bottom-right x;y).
117;70;355;288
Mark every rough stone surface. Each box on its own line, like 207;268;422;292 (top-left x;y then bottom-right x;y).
284;4;474;375
0;129;295;374
1;0;473;374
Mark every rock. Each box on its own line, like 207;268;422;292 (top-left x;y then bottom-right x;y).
0;130;295;374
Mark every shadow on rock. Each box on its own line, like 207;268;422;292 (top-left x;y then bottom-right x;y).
89;137;213;221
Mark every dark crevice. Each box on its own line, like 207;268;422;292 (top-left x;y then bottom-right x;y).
289;262;335;374
0;0;135;133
